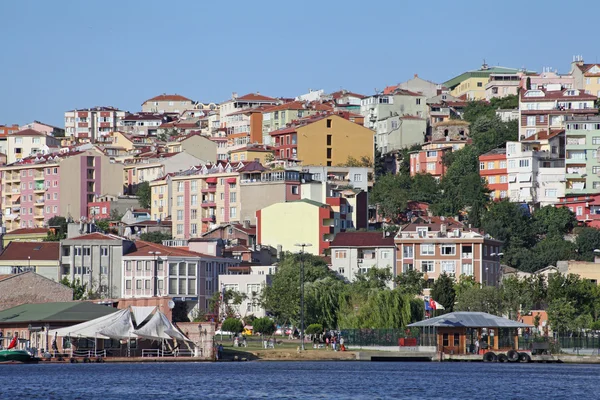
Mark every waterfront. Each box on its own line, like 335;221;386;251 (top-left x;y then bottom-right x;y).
1;361;597;399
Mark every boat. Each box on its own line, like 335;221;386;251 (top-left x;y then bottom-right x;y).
0;350;38;364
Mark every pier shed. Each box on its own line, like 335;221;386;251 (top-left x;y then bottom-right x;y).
408;312;531;355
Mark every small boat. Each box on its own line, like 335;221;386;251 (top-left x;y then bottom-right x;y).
0;350;38;364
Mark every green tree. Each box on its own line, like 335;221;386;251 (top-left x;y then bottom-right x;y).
525;77;531;90
430;273;456;312
409;173;440;204
480;200;534;250
353;267;393;291
95;219;110;233
547;298;576;333
490;94;519;110
60;277;88;300
343;156;362;167
462;100;495;123
394;269;426;296
470;116;518;155
502;276;534;319
252;317;276;337
136;181;151;209
576;227;600;261
373;144;386;177
338;289;412;329
220;317;244;334
305;277;344;329
370;173;412;222
533;206;576;238
45;216;68;240
305;323;323;336
454;284;504;315
140;231;173;244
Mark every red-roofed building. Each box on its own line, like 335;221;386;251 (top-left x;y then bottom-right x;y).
121;240;239;313
0;124;20;138
142;94;195;114
395;216;502;287
119;113;172;136
570;57;600;97
6;129;62;164
64;106;127;141
261;101;334;143
329;232;396;285
557;193;600;228
409;146;451;179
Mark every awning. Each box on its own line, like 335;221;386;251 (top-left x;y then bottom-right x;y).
508;175;517;183
205;177;217;184
518;173;532;182
226;178;237;184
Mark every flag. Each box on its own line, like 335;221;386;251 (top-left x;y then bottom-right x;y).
7;335;17;350
424;300;431;311
429;298;437;310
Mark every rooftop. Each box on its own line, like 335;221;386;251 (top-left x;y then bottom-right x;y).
408;311;531;328
0;302;117;324
142;94;192;104
5;228;49;236
0;241;59;261
125;240;219;258
330;232;395;248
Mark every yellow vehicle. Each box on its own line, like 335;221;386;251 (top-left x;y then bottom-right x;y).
243;328;253;336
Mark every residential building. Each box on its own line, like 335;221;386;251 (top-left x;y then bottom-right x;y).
329;90;365;112
87;195;139;220
219;265;273;317
142;94;195;114
60;232;134;299
118;113;169;136
565;115;600;195
395;216;502;286
329;232;396;286
64;106;127;141
270;113;374;166
426;93;467;126
0;124;20;136
570;56;600;97
431;120;470;142
229;144;274;164
123;151;207;194
0;272;72;312
164;132;217;163
506;139;565;206
289;165;373;191
7;129;62;164
557;194;600;228
375;115;427;155
1;148;124;231
2;227;48;248
202;222;256;247
261;101;330;144
496;109;519;122
19;121;65;137
257;198;353;256
518;86;597;139
485;73;522;99
410;147;451;179
149;173;175;222
0;242;60;280
522;68;574;91
396;74;440;99
122;240;239;313
444;63;532;100
479;148;508;201
220;93;279;148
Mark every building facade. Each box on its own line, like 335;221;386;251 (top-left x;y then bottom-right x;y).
219;266;273;318
141;94;195;114
479;148;508;201
565;115;600;195
64;107;126;141
6;129;62;164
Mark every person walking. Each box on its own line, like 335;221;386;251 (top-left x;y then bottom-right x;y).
474;339;480;355
325;336;330;350
340;336;345;352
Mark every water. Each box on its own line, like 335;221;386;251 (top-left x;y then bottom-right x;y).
0;361;598;399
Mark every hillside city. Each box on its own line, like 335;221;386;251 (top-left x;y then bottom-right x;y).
3;56;600;342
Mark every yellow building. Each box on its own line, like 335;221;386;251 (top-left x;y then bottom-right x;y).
150;175;172;221
257;199;332;256
2;227;48;248
270;114;374;167
229;145;274;164
444;63;530;100
571;59;600;97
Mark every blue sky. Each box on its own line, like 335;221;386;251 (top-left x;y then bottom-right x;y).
1;0;598;126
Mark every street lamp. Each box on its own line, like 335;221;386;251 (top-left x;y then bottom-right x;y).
149;251;161;296
27;256;31;272
294;243;312;351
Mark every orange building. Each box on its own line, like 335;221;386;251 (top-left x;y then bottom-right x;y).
0;124;19;138
409;147;451;179
479;148;508;201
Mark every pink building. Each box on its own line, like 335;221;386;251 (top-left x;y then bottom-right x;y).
409;147;451;179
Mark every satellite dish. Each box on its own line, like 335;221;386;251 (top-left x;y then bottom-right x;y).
168;300;175;309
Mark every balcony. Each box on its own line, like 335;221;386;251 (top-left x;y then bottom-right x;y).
158;206;163;212
201;215;216;222
34;186;46;193
201;185;217;193
34;213;44;219
462;253;473;259
158;194;164;199
201;201;216;208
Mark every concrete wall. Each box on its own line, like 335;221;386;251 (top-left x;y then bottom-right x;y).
182;135;217;163
239;182;287;224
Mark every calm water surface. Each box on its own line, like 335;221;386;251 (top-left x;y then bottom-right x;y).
0;361;598;399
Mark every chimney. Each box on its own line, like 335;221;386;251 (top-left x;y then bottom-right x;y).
414;73;418;78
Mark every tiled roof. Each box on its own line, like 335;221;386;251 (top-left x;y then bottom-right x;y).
237;161;268;172
265;101;308;112
520;88;598;102
522;129;564;141
393;88;424;97
0;302;117;324
330;90;366;99
5;228;48;235
400;216;465;233
329;232;395;247
68;232;122;241
125;240;218;258
225;245;251;253
0;275;13;282
143;94;192;104
122;113;167;121
232;223;256;236
10;129;45;137
236;93;277;102
0;242;59;261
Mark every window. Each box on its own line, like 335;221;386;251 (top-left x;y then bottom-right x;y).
443;333;449;347
191;195;198;206
477;82;483;87
177;210;183;221
381;250;391;259
441;260;456;273
177;196;183;206
426;151;437;158
526;116;536;126
126;280;132;290
191;209;197;219
441;244;456;256
145;280;151;289
326;135;332;146
417;227;428;238
326;148;332;159
488;176;496;184
191;181;198;192
519;159;530;168
403;245;413;258
83;247;91;256
335;250;347;259
545;189;558;197
191;223;197;235
500;175;507;183
479;162;485;170
125;261;132;271
487;162;494;169
421;244;435;256
421;260;434;273
230;192;237;202
353;174;362;182
100;247;108;257
462;263;473;276
136;280;142;289
326;119;332;128
499;161;507;169
177;182;184;192
508;160;516;169
500;190;507;199
426;162;436;171
177;224;183;234
230;207;237;218
291;185;299;195
593;167;600;174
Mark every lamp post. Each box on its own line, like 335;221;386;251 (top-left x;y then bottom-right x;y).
27;256;31;272
149;251;161;297
294;243;312;351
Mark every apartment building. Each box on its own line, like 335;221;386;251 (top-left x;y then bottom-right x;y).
395;216;502;286
261;101;330;144
0;148;124;231
288;165;373;192
141;94;195;114
64;106;127;141
19;121;65;137
270;113;374;166
409;147;451;179
518;85;597;139
60;232;134;299
565;115;600;195
6;129;62;164
479;148;508;201
229;144;274;164
118;113;169;136
329;232;396;286
426;93;467;126
484;73;522;99
556;193;600;228
444;63;531;100
164;132;217;163
570;56;600;97
219;93;279;148
506;139;565;206
121;240;238;313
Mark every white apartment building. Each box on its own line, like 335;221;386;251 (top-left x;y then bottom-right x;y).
219;265;274;318
64;107;127;141
506;141;565;206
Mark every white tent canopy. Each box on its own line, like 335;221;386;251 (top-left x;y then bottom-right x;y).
49;306;190;342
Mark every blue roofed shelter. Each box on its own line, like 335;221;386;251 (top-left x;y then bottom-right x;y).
408;312;531;355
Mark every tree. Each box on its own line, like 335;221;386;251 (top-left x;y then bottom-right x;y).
455;284;504;316
547;298;576;333
353;267;393;291
480;200;534;250
576;227;600;261
337;289;412;329
342;156;362;167
525;77;531;90
430;273;456;312
252;317;276;337
60;277;88;300
502;276;534;319
462;100;496;123
305;323;323;336
394;269;426;296
220;318;244;335
470;116;517;155
264;153;275;164
533;206;576;238
46;216;68;240
490;94;519;110
95;219;110;233
243;314;256;327
373;144;386;177
140;231;172;244
409;173;440;204
369;173;412;222
136;181;151;209
305;277;344;329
